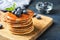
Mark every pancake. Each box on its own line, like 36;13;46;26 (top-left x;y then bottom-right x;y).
10;24;33;32
6;10;34;21
4;10;34;35
10;26;34;35
5;17;32;24
0;12;7;22
10;20;33;27
10;22;33;29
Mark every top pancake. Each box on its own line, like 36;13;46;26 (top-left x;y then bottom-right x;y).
6;10;34;21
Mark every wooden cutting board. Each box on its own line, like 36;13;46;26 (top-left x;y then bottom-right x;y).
0;14;53;40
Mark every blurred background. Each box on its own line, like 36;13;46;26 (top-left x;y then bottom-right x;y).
28;0;60;40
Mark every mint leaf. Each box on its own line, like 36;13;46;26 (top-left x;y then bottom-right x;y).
5;3;16;11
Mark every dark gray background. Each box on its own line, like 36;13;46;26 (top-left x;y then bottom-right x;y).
28;0;60;40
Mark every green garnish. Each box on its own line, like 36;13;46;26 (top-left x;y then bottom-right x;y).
5;3;16;11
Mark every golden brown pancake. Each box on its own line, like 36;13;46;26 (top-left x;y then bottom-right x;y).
10;26;34;35
10;20;33;27
6;10;34;21
4;10;34;35
10;22;33;29
5;17;32;24
10;24;33;33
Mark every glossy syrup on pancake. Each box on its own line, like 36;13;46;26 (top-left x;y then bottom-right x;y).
5;9;34;35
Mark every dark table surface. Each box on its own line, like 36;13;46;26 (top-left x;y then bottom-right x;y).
28;0;60;40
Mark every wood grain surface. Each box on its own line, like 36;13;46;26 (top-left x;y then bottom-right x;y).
0;14;53;40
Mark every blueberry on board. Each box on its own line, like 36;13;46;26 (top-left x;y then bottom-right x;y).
0;24;3;29
23;9;27;14
33;13;37;17
36;15;41;19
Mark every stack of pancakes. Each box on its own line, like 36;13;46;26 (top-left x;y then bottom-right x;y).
4;10;34;35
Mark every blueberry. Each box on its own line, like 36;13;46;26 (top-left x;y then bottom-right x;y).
14;11;17;15
36;15;41;19
15;11;22;17
33;13;37;17
15;7;21;10
0;24;3;29
24;5;29;8
1;10;8;12
23;9;27;14
12;10;16;14
13;7;23;17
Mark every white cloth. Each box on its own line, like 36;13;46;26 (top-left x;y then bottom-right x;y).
0;0;30;10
